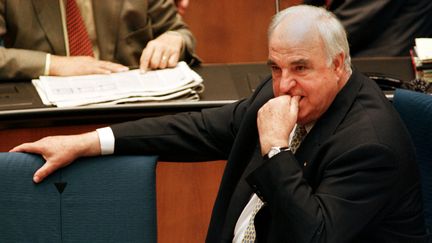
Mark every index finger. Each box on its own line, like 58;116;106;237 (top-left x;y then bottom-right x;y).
290;95;300;113
140;45;155;72
9;142;41;154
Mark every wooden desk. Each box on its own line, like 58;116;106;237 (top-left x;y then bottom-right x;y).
0;58;414;242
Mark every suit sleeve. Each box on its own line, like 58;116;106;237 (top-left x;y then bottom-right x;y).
110;97;250;161
246;144;398;242
0;0;47;79
147;0;200;65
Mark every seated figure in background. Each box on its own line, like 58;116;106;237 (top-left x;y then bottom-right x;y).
0;0;200;79
304;0;432;57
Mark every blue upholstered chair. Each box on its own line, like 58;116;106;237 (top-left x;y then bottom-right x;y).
393;89;432;236
0;152;158;243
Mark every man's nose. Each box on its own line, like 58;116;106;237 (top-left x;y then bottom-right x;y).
279;74;296;94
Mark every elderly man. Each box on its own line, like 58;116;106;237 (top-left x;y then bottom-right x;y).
12;5;426;242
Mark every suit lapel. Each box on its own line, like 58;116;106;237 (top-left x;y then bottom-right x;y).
92;0;122;61
296;70;363;180
222;144;265;237
32;0;66;54
210;77;274;240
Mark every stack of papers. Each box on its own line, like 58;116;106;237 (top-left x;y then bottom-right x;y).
411;38;432;82
32;62;204;107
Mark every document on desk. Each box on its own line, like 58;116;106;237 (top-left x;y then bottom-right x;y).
32;62;204;107
415;38;432;63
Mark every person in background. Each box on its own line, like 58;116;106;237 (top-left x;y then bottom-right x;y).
11;5;426;242
304;0;432;57
0;0;199;79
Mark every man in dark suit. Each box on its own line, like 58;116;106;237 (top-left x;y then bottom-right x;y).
304;0;432;57
0;0;199;79
12;5;426;242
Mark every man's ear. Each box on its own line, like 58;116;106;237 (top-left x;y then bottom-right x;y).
332;52;345;76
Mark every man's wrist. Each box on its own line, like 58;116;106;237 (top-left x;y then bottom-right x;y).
264;146;290;159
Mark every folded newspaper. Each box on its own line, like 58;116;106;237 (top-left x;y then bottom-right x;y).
32;61;204;107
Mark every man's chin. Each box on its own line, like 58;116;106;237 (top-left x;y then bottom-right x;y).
297;113;312;125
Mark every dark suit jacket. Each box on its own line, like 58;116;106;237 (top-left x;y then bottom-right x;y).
111;70;426;242
305;0;432;57
0;0;199;79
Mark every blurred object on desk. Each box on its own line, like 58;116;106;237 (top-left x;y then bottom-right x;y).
411;38;432;83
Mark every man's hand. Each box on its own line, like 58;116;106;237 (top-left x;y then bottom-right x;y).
257;95;300;155
139;31;184;71
10;131;101;183
50;55;129;76
175;0;189;15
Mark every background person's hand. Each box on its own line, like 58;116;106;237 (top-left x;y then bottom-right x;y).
257;95;300;155
10;131;101;183
50;55;129;76
175;0;189;15
139;31;184;71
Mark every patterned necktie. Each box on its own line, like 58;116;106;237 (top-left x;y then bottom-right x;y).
242;124;307;242
290;125;307;153
66;0;94;56
242;198;264;243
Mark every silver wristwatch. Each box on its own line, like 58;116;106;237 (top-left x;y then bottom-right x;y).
266;146;290;159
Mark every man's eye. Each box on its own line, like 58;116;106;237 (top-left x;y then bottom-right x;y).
294;66;306;71
271;66;281;72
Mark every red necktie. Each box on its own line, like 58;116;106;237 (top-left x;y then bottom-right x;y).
66;0;94;56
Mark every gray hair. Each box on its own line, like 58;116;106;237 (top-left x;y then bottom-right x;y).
268;5;352;73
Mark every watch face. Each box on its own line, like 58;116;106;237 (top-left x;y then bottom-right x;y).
268;147;280;158
267;146;289;159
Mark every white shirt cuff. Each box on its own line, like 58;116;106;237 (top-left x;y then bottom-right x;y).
96;127;115;155
44;53;51;76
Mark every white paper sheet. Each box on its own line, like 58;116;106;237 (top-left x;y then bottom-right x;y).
32;62;204;107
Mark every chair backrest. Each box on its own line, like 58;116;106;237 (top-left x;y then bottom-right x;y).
0;152;158;243
393;89;432;234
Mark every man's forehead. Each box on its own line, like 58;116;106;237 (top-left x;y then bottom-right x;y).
271;14;318;42
268;24;325;64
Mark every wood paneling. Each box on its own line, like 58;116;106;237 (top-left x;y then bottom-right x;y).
156;160;226;243
182;0;302;63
